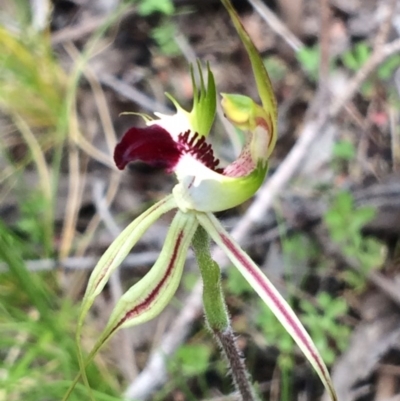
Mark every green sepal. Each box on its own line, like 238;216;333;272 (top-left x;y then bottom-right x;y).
197;212;338;401
90;211;198;347
78;195;177;329
221;0;277;152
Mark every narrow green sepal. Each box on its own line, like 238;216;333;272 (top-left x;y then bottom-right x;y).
221;0;277;153
91;211;198;346
78;195;176;329
197;212;338;401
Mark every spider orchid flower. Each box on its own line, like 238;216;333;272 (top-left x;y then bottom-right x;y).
77;1;337;400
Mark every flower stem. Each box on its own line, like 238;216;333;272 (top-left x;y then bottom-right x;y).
192;225;259;401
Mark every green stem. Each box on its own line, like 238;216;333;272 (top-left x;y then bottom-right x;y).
192;225;259;401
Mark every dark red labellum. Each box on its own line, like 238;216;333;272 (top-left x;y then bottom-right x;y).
114;125;182;171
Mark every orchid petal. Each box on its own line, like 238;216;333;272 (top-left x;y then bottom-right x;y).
221;0;277;155
151;105;191;140
91;210;198;348
79;195;177;329
196;212;338;401
221;93;274;160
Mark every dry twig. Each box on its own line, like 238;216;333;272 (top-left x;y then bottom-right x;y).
247;0;304;52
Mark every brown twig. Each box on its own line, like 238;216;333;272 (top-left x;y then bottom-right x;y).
247;0;304;52
99;73;172;114
0;251;163;273
318;0;331;99
372;0;397;51
51;15;109;45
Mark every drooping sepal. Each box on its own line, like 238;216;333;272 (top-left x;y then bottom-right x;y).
78;195;177;330
196;212;338;401
90;211;198;347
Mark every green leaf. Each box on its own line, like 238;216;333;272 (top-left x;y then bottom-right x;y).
226;267;252;295
342;42;371;71
138;0;174;16
172;344;211;376
151;23;180;55
378;54;400;80
332;140;355;160
297;45;320;79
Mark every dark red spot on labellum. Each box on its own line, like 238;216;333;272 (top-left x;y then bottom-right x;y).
114;125;182;171
178;131;223;173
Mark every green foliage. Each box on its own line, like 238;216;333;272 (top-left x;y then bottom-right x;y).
169;344;212;377
0;5;140;399
226;266;252;296
282;233;317;267
0;225;120;401
332;140;356;161
300;293;350;365
297;40;400;94
137;0;174;16
324;192;385;290
263;56;288;82
164;342;213;400
340;41;400;95
325;192;374;242
255;302;294;371
296;45;320;80
15;190;53;256
0;24;66;129
341;42;370;71
151;22;180;55
377;53;400;80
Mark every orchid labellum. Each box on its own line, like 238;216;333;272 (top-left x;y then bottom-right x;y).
70;1;337;400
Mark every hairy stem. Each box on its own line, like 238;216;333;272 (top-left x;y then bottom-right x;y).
192;225;259;401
